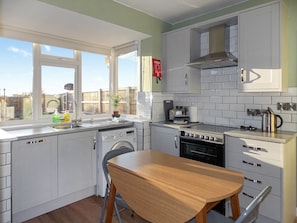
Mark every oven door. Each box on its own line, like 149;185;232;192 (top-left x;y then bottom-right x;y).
180;137;225;167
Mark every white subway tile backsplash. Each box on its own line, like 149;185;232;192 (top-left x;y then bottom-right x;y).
253;96;272;105
237;96;253;104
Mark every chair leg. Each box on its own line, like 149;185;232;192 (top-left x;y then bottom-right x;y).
99;186;109;223
114;203;123;223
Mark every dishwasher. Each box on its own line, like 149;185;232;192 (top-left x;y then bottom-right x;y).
96;127;137;197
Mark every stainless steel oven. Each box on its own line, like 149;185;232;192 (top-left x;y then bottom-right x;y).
180;124;236;215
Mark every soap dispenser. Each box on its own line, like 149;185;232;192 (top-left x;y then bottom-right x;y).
64;110;71;122
52;109;61;123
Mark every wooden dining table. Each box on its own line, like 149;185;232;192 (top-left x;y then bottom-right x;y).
105;150;244;223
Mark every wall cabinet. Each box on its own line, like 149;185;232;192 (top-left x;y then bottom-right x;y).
238;3;287;92
150;125;180;156
12;136;58;213
162;28;201;93
225;135;296;223
58;130;97;197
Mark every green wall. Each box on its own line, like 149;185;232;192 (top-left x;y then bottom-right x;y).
40;0;297;88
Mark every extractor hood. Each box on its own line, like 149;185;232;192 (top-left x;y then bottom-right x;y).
186;24;237;69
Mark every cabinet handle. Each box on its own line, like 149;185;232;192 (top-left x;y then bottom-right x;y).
26;139;45;144
174;135;178;149
242;192;254;199
242;160;261;167
185;73;188;86
93;137;96;150
244;176;262;184
242;144;267;152
240;68;245;82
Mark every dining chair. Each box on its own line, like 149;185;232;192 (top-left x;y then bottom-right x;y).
188;185;272;223
99;146;134;223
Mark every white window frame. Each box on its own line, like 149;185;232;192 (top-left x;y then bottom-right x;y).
0;27;140;126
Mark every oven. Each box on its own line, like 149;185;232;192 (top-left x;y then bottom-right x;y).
180;134;224;167
180;124;236;215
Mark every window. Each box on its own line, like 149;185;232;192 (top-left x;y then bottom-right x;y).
0;37;139;125
81;52;110;115
0;37;33;121
117;50;138;115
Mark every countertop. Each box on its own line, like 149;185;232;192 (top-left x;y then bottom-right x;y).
225;129;297;144
151;122;297;144
150;121;199;129
0;119;133;141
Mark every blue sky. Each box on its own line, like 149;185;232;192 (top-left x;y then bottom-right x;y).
0;37;137;96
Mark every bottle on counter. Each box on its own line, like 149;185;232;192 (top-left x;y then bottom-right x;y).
52;109;61;123
63;109;71;122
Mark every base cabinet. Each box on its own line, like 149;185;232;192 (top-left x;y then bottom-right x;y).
225;135;296;223
150;125;180;156
12;130;97;223
12;136;58;213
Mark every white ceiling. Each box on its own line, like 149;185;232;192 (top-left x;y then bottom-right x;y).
0;0;249;48
113;0;249;24
0;0;150;48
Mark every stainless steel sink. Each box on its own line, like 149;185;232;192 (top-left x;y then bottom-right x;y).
51;123;81;130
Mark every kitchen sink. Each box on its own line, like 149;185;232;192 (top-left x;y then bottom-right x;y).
51;123;81;130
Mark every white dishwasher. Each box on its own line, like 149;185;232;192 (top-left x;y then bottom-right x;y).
96;127;137;197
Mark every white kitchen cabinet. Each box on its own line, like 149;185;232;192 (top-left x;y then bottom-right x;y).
150;125;180;156
238;3;287;92
58;130;97;197
225;135;296;223
12;136;58;213
162;28;201;93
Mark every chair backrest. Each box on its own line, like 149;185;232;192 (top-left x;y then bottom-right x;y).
102;144;134;185
235;186;272;223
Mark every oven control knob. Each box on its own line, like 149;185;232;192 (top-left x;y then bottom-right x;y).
209;136;214;141
190;133;194;137
205;136;209;140
200;135;204;139
185;132;189;136
194;134;199;138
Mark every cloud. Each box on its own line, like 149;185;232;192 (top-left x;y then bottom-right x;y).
43;45;51;52
8;46;31;57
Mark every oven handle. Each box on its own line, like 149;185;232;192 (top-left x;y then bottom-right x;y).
189;149;216;157
174;135;178;149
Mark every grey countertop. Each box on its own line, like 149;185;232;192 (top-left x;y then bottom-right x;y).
151;121;297;144
225;129;297;144
0;119;133;141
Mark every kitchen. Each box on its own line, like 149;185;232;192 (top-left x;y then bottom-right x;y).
0;0;297;223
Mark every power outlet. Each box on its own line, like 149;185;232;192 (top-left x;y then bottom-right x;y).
247;109;261;116
277;102;297;111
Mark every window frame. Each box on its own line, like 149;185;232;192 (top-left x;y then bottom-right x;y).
0;29;140;126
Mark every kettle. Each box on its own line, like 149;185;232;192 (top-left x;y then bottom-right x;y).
262;107;283;132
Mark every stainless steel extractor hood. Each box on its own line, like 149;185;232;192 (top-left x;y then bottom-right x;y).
186;24;237;69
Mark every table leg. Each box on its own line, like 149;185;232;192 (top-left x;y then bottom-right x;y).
230;193;241;220
105;181;116;223
195;206;207;223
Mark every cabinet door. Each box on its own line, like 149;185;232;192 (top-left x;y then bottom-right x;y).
238;3;282;92
58;130;96;197
164;29;190;69
12;136;58;213
166;67;200;93
150;126;180;156
163;29;201;93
